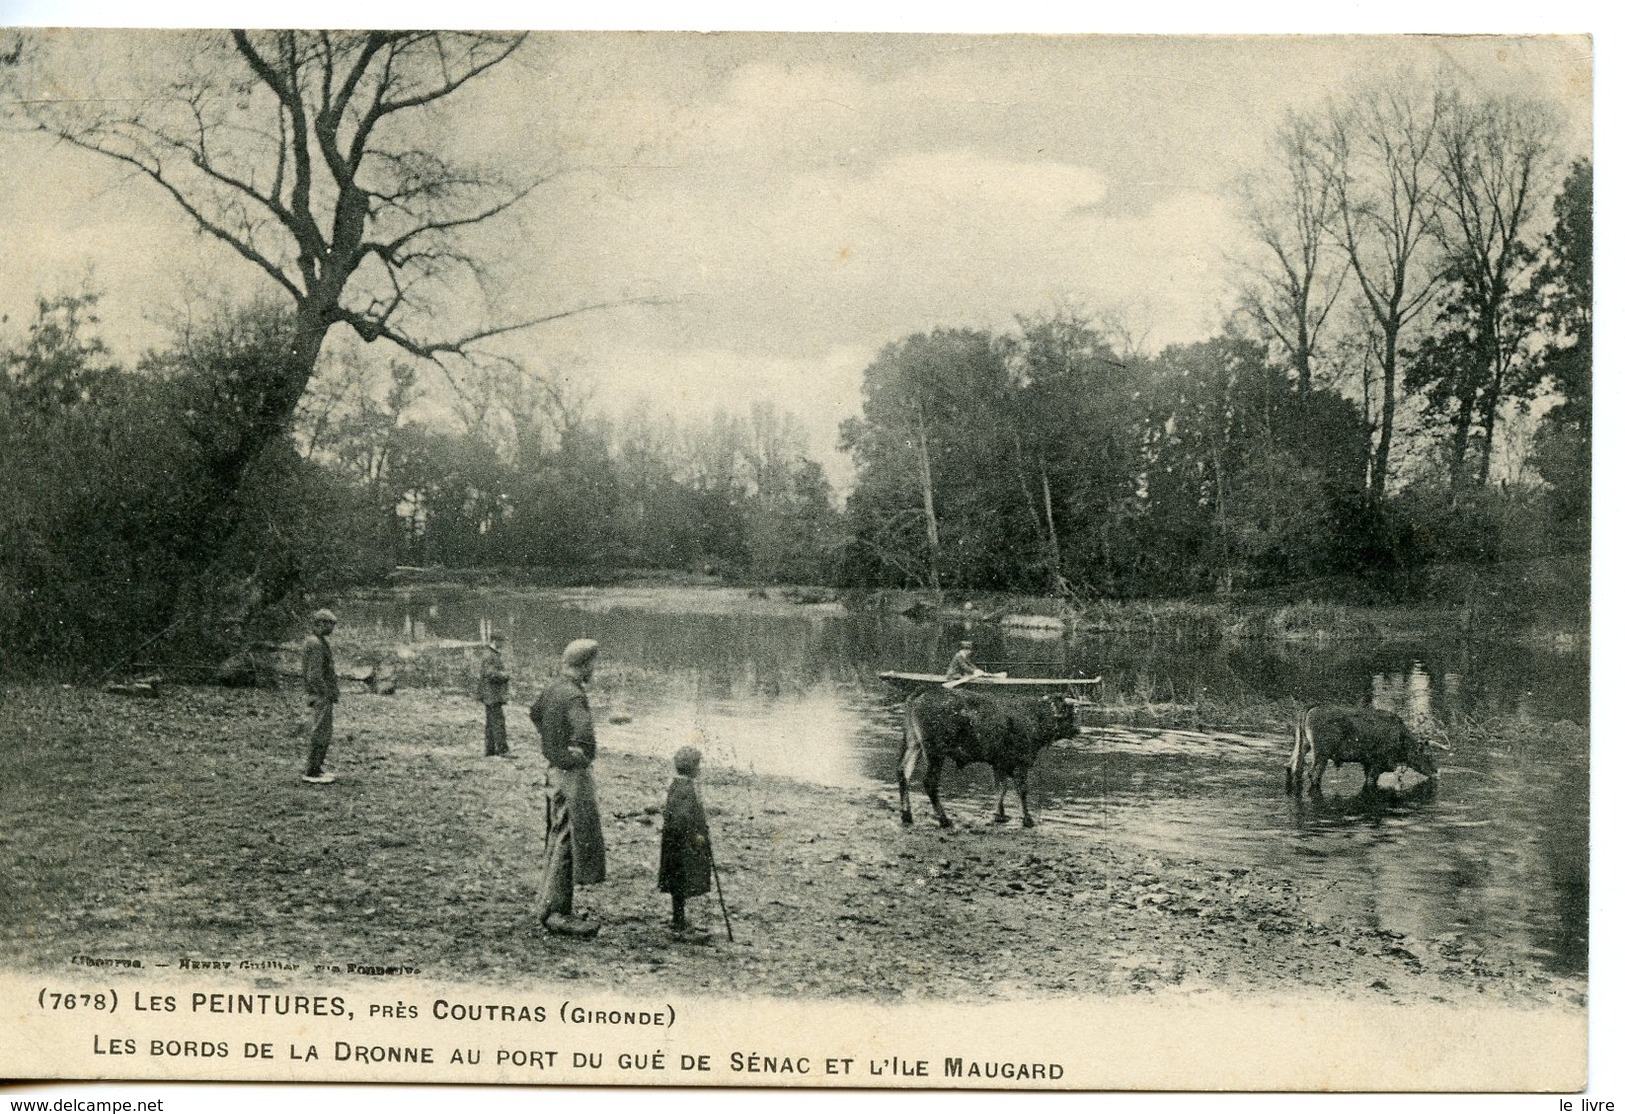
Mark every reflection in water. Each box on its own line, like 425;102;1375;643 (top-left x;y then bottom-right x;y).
345;590;1588;977
611;682;881;787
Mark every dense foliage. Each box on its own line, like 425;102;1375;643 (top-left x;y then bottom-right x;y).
833;81;1590;601
0;295;378;672
0;303;841;671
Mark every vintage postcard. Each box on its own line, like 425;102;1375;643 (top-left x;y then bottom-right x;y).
0;25;1594;1096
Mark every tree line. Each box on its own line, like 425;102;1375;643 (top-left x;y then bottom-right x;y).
0;293;840;670
842;77;1589;601
292;345;839;582
0;38;1591;673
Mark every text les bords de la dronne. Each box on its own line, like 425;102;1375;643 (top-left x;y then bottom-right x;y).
57;989;1063;1079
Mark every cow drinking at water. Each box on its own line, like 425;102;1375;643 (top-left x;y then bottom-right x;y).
1285;705;1438;795
898;688;1077;828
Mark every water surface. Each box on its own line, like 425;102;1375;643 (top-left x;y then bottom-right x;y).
346;588;1589;977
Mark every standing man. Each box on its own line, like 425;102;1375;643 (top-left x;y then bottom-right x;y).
530;639;607;938
478;633;512;757
301;608;341;785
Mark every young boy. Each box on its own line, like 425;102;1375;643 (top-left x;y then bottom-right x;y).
658;745;713;942
477;634;512;757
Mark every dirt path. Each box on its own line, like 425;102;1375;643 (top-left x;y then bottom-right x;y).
0;683;1584;1012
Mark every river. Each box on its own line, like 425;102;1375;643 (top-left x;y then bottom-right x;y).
345;587;1590;978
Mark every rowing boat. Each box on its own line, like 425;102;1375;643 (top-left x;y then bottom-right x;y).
877;670;1103;701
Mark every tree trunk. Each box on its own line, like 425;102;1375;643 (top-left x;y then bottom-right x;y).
1011;429;1066;596
915;399;943;602
1040;466;1065;596
1211;441;1232;595
272;307;327;442
1371;325;1399;503
1447;388;1475;497
1477;345;1508;487
1477;398;1499;486
1295;310;1313;395
170;306;325;572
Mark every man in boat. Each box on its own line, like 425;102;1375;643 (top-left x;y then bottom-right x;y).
945;640;986;682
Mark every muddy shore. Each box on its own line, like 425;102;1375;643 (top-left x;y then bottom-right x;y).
0;681;1583;1015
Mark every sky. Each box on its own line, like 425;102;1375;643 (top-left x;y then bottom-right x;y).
0;29;1591;488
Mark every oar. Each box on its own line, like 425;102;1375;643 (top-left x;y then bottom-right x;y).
943;671;1006;689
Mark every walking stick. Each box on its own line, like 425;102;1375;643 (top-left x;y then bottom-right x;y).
710;855;735;943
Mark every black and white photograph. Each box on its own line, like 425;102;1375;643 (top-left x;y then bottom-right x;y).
0;14;1598;1100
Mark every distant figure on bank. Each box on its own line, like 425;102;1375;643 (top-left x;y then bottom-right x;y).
478;634;512;757
301;608;342;785
530;639;608;939
658;745;714;943
945;640;986;681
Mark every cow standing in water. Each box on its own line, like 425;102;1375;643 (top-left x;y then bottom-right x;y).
1285;705;1439;795
898;688;1078;828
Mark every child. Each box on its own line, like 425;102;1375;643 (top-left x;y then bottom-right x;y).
477;634;512;757
658;745;713;941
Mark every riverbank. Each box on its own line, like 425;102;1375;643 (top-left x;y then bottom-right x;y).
350;562;1587;650
0;681;1583;1012
858;583;1585;649
357;577;846;619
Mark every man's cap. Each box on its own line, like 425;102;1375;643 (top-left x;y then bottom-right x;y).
562;638;600;668
313;608;338;623
673;745;702;775
488;632;506;645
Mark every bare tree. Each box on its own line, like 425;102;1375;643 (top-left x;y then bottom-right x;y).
464;359;596;471
1428;90;1561;486
675;408;748;497
1235;112;1347;394
1318;78;1449;500
14;30;614;486
741;400;810;504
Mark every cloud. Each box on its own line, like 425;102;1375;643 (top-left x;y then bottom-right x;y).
512;140;1228;361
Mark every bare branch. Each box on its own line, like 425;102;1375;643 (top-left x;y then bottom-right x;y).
231;31;326;274
11;28;603;477
364;177;546;264
47;127;304;301
312;31;391;188
334;296;667;360
346;33;525;169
